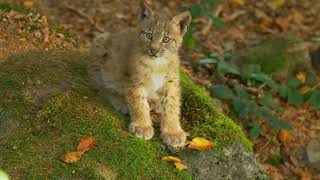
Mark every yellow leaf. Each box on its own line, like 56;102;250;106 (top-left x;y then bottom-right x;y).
77;136;96;154
296;72;306;84
23;0;34;8
278;129;292;143
161;156;182;163
60;151;82;163
271;0;286;9
188;137;215;150
174;162;188;170
230;0;246;6
299;86;311;94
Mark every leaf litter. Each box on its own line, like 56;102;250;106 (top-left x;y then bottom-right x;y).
60;136;96;163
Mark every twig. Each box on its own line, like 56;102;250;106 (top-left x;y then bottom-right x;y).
65;6;105;33
201;18;212;35
226;78;263;96
311;83;320;91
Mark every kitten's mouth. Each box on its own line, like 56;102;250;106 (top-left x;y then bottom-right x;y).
148;52;161;58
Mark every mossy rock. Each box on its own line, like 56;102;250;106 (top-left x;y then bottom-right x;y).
238;36;314;81
0;50;267;179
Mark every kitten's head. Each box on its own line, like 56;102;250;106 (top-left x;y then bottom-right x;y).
137;0;191;57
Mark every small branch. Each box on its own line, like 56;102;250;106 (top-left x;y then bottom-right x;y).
65;6;105;33
226;78;264;96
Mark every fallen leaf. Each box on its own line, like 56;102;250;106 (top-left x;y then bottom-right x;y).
290;9;304;25
60;151;81;163
161;156;182;163
300;175;312;180
278;129;292;143
299;86;311;94
249;11;275;33
161;156;187;170
174;162;188;170
227;28;246;42
77;136;96;154
275;17;289;31
271;0;286;9
23;0;34;8
229;0;245;7
296;72;306;84
188;137;214;150
183;68;191;76
260;16;273;28
233;0;245;6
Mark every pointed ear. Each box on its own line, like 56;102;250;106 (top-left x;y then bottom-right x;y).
171;11;192;36
138;0;154;22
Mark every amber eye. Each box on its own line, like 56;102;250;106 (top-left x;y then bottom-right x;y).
162;37;170;43
145;33;153;40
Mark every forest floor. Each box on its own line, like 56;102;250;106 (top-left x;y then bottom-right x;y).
1;0;320;179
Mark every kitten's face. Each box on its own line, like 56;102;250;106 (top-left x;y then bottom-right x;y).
137;1;191;58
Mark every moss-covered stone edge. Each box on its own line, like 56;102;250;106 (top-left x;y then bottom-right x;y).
180;72;252;151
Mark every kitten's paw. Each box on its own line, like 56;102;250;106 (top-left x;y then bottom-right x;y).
161;130;186;147
129;124;154;140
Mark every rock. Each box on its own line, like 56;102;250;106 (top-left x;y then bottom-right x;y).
236;36;317;83
306;140;320;170
0;51;266;179
181;144;270;180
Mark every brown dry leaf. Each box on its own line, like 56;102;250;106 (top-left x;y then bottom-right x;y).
161;156;187;170
249;13;275;33
60;151;82;163
77;136;96;153
299;86;311;94
300;173;312;180
260;16;273;28
183;67;191;76
174;162;188;170
278;129;292;143
188;137;215;150
161;156;182;163
92;15;101;26
191;53;205;63
275;17;289;31
228;28;246;42
300;168;312;180
296;72;306;84
23;0;34;8
290;9;304;25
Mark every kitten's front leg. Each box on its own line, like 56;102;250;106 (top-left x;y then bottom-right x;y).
127;86;154;140
160;80;186;147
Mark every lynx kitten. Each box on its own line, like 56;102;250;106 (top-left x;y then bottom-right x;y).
88;0;191;147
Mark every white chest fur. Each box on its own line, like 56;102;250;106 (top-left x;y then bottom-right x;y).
144;74;166;96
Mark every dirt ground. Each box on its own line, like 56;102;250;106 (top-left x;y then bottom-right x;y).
1;0;320;179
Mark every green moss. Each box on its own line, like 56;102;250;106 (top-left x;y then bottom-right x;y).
181;73;252;150
0;3;29;14
0;50;250;178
